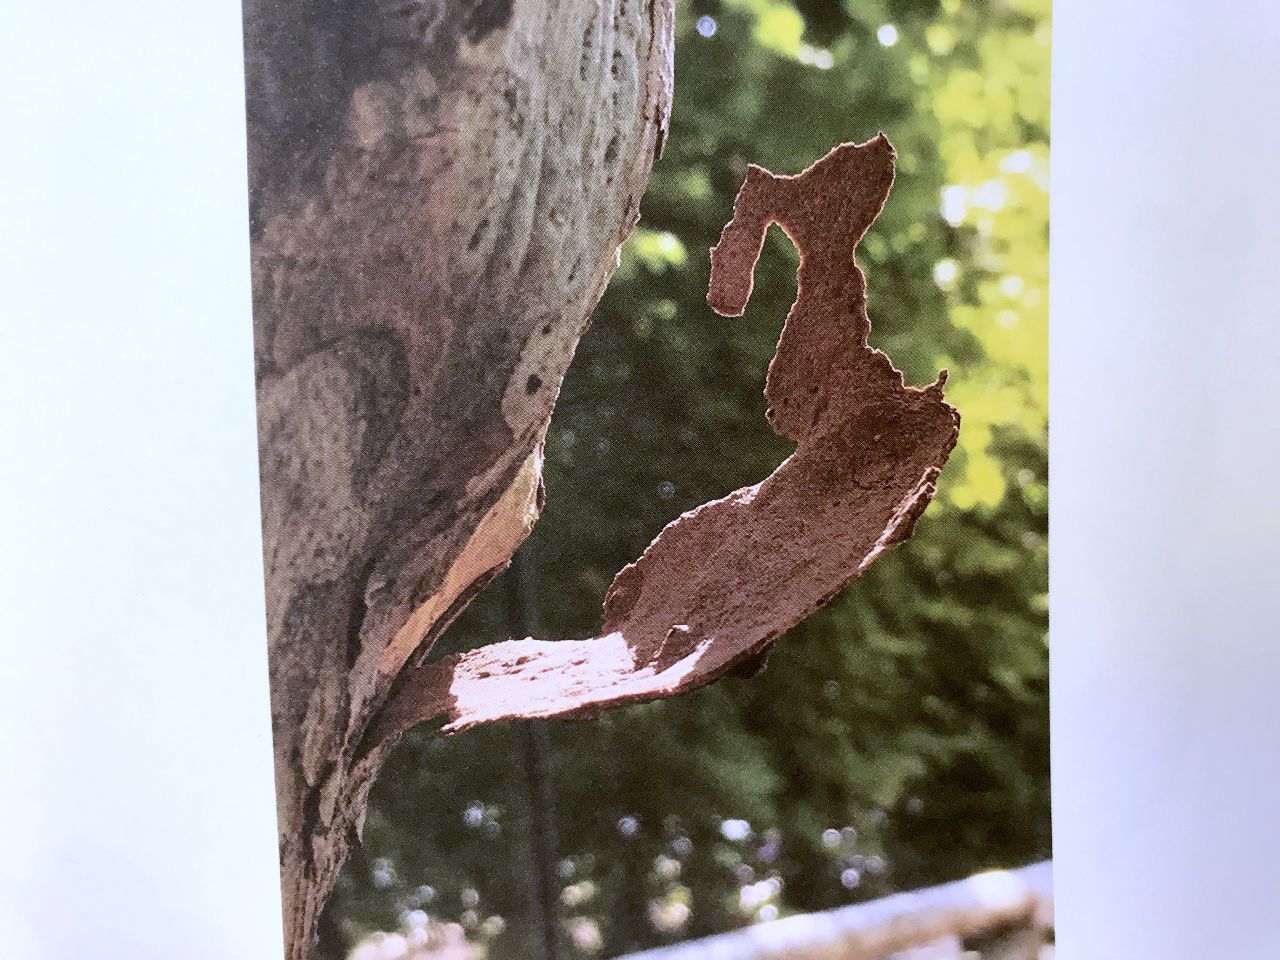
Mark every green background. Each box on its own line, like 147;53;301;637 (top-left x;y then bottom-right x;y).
325;0;1049;955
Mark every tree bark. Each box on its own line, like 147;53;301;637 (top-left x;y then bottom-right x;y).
243;2;674;956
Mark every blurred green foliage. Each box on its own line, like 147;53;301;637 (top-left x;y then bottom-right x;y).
325;0;1049;956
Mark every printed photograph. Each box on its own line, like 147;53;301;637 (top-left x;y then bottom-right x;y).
242;1;1050;958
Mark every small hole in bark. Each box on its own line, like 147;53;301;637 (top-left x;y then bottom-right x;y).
468;218;489;251
604;133;620;164
526;374;543;394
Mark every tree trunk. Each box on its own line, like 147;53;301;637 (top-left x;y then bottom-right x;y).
243;2;674;956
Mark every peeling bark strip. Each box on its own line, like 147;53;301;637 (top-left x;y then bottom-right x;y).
375;135;960;738
245;1;674;956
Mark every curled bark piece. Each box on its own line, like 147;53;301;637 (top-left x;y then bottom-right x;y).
375;134;960;740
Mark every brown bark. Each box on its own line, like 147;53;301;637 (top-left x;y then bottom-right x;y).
245;4;955;958
244;1;673;956
373;137;959;738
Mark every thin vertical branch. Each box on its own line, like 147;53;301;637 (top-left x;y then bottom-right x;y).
509;549;565;960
